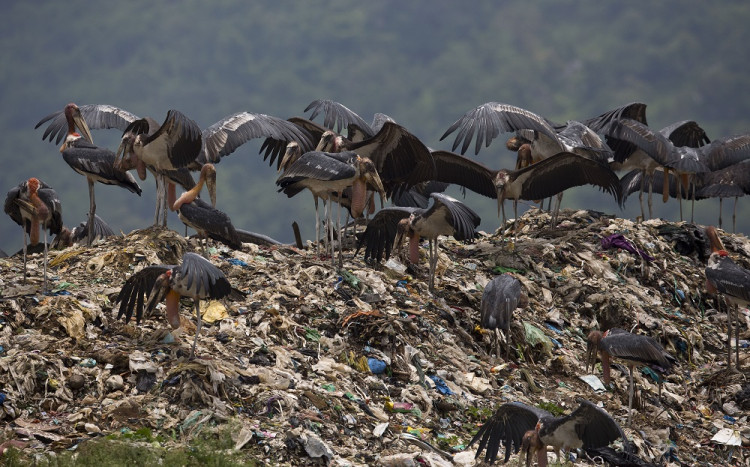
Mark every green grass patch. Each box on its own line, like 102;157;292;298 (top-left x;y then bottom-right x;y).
1;424;260;467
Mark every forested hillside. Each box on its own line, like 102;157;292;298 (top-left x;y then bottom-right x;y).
2;0;749;253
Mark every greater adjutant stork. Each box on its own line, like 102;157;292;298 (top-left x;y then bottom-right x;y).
115;252;236;358
52;214;115;248
440;102;632;223
586;328;676;425
428;149;622;231
357;193;480;293
470;399;627;466
276;150;386;267
4;178;63;292
35;103;142;245
172;164;242;252
481;273;528;360
705;226;750;370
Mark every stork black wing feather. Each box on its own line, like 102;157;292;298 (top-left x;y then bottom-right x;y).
582;102;648;133
62;144;143;195
514;152;622;206
565;400;626;450
36;104;140;144
115;265;171;323
356;207;414;262
431;150;498;199
304;99;372;135
441;102;559;155
469;402;551;464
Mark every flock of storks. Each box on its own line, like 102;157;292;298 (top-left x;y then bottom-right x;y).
4;99;750;465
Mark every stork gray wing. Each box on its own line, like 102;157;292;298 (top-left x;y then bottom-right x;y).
441;102;560;155
62;142;143;195
72;214;115;243
391;181;450;208
426;193;481;241
660;120;710;148
201;112;315;164
706;256;750;304
304;99;372;135
175;252;232;299
356;207;414;262
699;134;750;171
431;150;498;199
582;102;648;133
36;104;140;144
3;184;23;227
35;185;63;236
601;332;675;370
557;400;626;450
604;118;676;167
513;152;622;206
142;110;202;169
346;121;436;194
481;274;521;330
276;151;357;193
178;198;242;250
469;401;551;464
115;265;172;324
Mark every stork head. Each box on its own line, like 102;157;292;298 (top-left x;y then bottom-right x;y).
64;103;94;145
115;133;136;170
316;131;337;151
586;330;604;373
505;135;529;152
279;141;302;172
53;226;73;249
494;170;510;218
26;177;41;195
521;430;545;467
201;163;217;208
705;226;727;256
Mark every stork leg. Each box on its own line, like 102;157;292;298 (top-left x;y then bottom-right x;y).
328;198;336;268
153;175;162;226
191;300;202;359
87;178;96;246
21;228;28;283
733;196;738;234
42;226;48;293
690;175;696;223
627;365;635;426
550;192;563;228
719;198;724;230
161;176;169;228
735;303;740;370
337;192;343;269
428;239;440;293
678;180;684;222
647;174;654;220
638;170;646;221
493;328;502;361
513;199;519;233
722;296;732;370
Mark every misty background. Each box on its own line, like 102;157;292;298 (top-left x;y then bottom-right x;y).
2;1;749;255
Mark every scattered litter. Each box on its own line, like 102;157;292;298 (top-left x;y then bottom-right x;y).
0;210;746;465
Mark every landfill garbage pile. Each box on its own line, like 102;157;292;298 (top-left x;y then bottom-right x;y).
0;208;748;466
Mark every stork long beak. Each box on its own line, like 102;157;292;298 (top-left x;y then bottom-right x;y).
705;226;725;252
73;110;94;144
279;142;300;172
362;167;386;209
146;273;170;316
206;168;217;208
585;341;596;373
114;136;133;171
